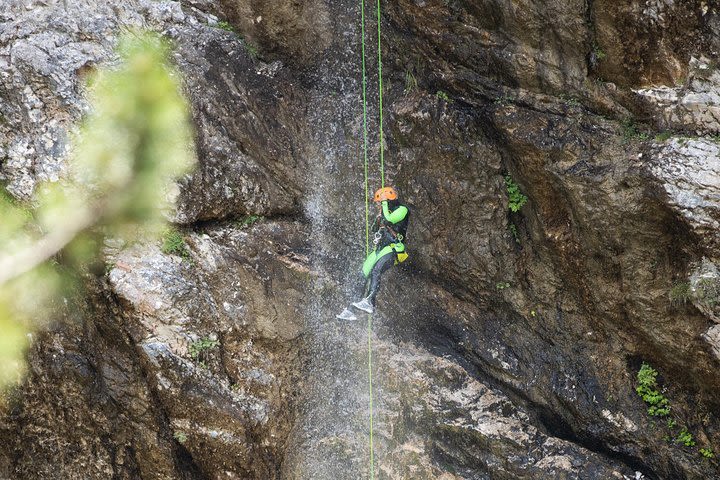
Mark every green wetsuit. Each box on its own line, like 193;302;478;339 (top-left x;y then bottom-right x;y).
361;199;410;304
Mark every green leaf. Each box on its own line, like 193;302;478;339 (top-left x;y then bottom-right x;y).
0;302;29;387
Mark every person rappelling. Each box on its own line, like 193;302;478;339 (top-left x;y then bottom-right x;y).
337;186;410;320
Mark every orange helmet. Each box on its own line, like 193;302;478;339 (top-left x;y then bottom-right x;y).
374;186;398;202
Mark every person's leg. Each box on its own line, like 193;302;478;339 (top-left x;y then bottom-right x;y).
352;252;395;313
337;251;375;320
366;252;396;305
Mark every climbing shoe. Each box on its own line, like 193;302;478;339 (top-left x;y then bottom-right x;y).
351;297;374;314
336;308;357;321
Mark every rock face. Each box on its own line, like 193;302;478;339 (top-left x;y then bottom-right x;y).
636;57;720;135
2;0;720;479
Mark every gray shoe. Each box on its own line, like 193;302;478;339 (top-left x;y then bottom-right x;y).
336;308;357;321
351;297;374;314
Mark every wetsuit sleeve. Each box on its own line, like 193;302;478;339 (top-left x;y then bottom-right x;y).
381;201;408;224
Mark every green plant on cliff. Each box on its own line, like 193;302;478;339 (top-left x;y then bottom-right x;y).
559;93;581;107
404;71;418;95
675;428;695;447
669;281;692;306
695;278;720;307
494;94;512;105
245;41;259;59
593;44;606;61
509;223;520;244
0;32;194;389
211;21;259;58
161;228;191;261
655;131;672;142
700;448;715;459
636;365;716;457
621;118;649;142
505;175;528;212
215;21;235;33
436;90;452;102
173;431;188;444
636;363;670;417
189;337;219;365
237;214;262;229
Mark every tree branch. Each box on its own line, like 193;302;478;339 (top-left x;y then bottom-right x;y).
0;209;96;285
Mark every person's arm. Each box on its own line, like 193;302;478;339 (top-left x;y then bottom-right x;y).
381;201;408;224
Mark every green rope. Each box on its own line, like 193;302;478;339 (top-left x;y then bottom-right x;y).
361;0;370;258
359;0;386;477
359;1;375;477
367;312;374;479
376;0;385;188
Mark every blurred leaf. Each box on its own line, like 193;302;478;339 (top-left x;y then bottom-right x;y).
0;30;195;388
0;299;28;388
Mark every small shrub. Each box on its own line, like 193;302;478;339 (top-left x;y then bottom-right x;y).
189;337;219;364
655;131;672;142
215;21;235;32
667;418;677;429
161;228;191;261
436;90;451;102
695;278;720;307
237;214;262;228
700;447;715;459
594;45;606;61
675;428;695;447
495;282;510;290
211;22;258;58
494;94;512;105
104;262;115;276
636;363;670;417
621;118;649;142
669;282;691;306
504;175;528;212
509;223;520;244
559;94;581;107
173;431;188;444
245;42;259;59
404;71;418;95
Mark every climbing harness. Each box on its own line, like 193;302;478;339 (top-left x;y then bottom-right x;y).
362;242;407;276
372;230;382;246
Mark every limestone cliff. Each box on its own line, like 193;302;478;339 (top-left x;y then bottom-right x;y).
1;1;719;479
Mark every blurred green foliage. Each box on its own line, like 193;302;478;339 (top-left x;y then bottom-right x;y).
0;31;195;390
0;303;29;386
